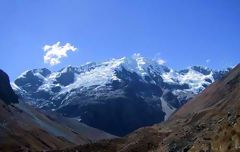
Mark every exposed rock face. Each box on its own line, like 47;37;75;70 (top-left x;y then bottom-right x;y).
0;69;18;104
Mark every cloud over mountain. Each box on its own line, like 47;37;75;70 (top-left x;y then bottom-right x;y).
43;42;77;66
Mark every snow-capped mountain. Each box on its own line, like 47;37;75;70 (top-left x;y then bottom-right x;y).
13;54;229;136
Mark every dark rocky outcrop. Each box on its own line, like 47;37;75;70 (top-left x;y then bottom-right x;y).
0;69;18;104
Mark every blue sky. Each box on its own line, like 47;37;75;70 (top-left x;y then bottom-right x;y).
0;0;239;80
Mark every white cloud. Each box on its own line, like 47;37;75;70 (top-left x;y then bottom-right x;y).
206;59;211;63
154;52;166;65
157;59;166;65
43;42;77;66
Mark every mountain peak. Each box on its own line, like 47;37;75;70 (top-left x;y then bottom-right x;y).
17;68;51;79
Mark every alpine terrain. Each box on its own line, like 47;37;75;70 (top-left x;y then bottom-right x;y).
13;54;229;136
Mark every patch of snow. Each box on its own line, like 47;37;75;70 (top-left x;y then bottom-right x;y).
131;53;147;75
60;58;125;94
161;69;178;83
161;68;214;93
177;69;214;93
11;82;21;91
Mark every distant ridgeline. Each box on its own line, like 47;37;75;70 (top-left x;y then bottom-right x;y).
0;69;19;104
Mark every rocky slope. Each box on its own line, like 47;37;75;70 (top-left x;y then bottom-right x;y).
60;64;240;152
13;54;229;136
0;69;115;152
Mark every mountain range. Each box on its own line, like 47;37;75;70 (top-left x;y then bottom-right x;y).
12;54;229;136
0;54;238;152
